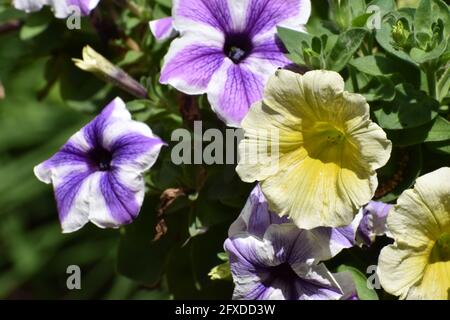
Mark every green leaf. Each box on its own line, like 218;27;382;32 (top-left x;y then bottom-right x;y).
425;140;450;154
326;28;367;72
410;38;448;64
350;55;399;76
414;0;432;35
386;116;450;146
374;83;440;129
336;265;378;300
19;10;51;41
276;26;313;65
361;76;396;101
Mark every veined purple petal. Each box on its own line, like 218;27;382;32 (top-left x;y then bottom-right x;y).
160;40;225;95
251;36;291;67
225;230;350;300
229;184;288;238
99;170;140;225
244;0;311;36
208;60;264;126
173;0;232;32
55;169;92;233
149;17;177;41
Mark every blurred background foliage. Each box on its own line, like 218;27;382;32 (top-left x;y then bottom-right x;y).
0;0;448;300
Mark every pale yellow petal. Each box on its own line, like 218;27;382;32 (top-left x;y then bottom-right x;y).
378;244;430;299
406;260;450;300
413;167;450;234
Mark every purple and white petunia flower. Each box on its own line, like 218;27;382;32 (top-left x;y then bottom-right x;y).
34;97;165;233
160;0;311;127
149;17;177;42
355;201;393;246
13;0;100;18
229;185;359;255
225;185;357;300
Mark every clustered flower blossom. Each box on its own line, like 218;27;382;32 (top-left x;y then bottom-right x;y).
13;0;100;18
25;0;449;301
34;98;165;233
158;0;311;126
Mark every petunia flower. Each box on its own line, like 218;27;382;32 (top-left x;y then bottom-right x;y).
355;201;393;246
225;225;355;300
236;70;392;229
13;0;100;18
225;185;357;300
34;98;165;233
159;0;311;127
378;167;450;300
149;17;177;42
229;185;358;255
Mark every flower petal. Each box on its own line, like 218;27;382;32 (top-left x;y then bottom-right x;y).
13;0;45;13
207;60;265;126
356;201;393;246
54;169;92;233
160;32;225;95
149;17;177;41
264;224;335;264
172;0;232;32
67;0;100;16
243;0;311;37
228;185;288;238
378;245;430;299
388;168;450;247
293;264;345;300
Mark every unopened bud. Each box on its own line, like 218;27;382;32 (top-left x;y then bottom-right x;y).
73;46;148;98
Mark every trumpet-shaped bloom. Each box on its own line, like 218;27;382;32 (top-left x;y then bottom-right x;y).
225;185;357;300
149;17;177;42
378;167;450;300
13;0;100;18
159;0;311;127
236;70;392;229
34;98;165;233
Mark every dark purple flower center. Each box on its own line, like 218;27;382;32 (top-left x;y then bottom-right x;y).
88;146;113;171
224;32;253;63
267;262;298;283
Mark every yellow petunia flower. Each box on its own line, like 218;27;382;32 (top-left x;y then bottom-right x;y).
236;70;392;229
378;167;450;300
